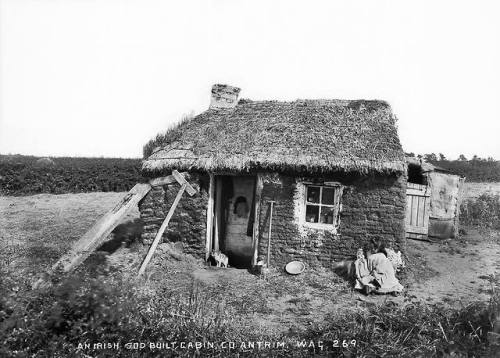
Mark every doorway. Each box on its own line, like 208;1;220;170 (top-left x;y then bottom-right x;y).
213;175;256;268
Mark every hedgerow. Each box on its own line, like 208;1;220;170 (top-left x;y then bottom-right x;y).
460;193;500;229
0;155;144;195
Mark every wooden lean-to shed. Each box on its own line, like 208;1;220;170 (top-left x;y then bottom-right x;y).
405;157;465;240
139;84;407;269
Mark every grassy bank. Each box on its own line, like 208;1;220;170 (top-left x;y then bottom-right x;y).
1;267;498;357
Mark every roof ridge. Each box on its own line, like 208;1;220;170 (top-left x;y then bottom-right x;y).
237;98;390;107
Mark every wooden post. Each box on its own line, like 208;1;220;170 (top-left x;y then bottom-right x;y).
454;177;466;238
213;177;223;252
138;170;197;276
138;183;187;276
205;174;215;261
172;170;197;196
267;200;275;268
149;172;187;187
251;174;263;266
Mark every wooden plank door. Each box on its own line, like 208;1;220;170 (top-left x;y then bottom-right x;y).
405;183;431;238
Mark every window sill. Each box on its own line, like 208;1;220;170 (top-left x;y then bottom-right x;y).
302;222;338;233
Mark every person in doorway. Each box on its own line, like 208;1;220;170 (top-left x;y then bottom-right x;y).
234;196;249;218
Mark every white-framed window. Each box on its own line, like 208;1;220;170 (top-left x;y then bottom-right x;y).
303;184;342;230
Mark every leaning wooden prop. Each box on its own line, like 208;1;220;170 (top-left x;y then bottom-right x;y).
33;170;196;289
137;170;196;276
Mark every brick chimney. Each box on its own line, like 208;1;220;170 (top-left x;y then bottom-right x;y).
209;84;241;110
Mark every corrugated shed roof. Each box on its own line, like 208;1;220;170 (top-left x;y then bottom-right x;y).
143;99;406;175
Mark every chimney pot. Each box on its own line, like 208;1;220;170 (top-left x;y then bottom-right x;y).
210;84;241;110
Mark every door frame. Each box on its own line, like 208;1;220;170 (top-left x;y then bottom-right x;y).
205;173;262;266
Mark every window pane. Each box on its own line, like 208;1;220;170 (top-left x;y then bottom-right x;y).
322;187;335;205
306;186;320;203
320;206;335;224
305;205;319;223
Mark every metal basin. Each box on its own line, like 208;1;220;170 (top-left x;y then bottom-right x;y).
285;261;305;275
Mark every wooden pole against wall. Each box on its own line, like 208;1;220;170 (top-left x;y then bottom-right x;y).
138;183;187;276
251;174;263;266
205;174;215;261
33;183;152;289
213;178;223;252
267;200;275;268
138;170;197;277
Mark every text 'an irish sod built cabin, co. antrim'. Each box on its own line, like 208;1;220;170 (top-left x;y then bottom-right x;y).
140;84;407;269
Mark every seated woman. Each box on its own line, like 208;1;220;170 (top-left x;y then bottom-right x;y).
355;243;404;295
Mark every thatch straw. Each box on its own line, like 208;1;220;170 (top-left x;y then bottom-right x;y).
142;99;406;175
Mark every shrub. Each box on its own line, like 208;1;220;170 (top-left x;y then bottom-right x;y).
0;271;239;357
460;193;500;229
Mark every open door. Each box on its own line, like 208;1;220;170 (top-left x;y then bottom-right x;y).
209;175;256;268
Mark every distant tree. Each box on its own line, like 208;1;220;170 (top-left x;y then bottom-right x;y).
438;153;446;161
405;152;415;157
424;153;437;162
472;155;479;161
458;154;467;161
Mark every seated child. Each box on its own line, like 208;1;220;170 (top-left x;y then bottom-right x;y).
354;248;376;294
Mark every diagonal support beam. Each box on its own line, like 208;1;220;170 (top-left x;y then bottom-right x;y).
138;183;188;276
172;170;196;196
33;183;152;289
149;171;187;187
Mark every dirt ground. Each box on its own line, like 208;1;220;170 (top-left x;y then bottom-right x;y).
405;229;500;305
1;192;499;334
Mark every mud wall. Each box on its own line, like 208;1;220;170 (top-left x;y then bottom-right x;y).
139;170;407;270
257;172;407;269
139;172;209;257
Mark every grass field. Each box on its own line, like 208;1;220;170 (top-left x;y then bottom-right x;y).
464;182;500;200
1;193;499;357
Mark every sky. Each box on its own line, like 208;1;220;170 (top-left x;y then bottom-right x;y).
1;0;499;160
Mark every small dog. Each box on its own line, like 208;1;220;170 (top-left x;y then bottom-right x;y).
211;250;228;268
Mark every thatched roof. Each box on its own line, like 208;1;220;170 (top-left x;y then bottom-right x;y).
143;99;406;175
